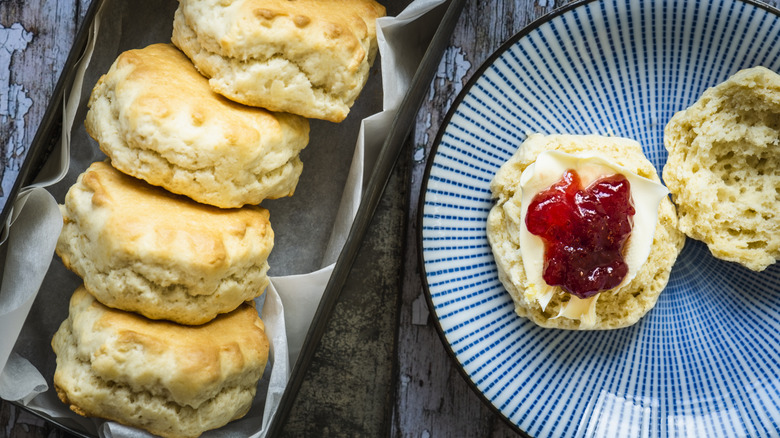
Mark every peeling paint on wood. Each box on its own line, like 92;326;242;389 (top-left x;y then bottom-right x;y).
0;0;84;206
0;22;34;198
428;45;471;105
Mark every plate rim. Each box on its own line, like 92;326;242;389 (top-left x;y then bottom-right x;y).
415;0;780;436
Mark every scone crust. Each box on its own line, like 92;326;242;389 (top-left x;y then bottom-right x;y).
52;286;269;438
663;66;780;271
85;43;310;208
56;161;274;325
487;134;685;330
171;0;386;121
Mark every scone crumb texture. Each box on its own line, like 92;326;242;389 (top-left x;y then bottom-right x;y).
663;66;780;271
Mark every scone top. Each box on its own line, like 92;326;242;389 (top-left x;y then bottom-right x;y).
172;0;386;121
221;0;383;65
64;161;273;276
86;43;310;208
518;150;668;299
88;43;308;167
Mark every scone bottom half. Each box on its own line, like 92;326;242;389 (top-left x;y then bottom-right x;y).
663;66;780;271
55;161;274;325
51;286;270;438
486;134;685;330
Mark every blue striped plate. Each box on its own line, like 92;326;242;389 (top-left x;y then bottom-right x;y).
418;0;780;436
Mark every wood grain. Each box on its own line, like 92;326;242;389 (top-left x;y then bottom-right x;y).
0;0;90;199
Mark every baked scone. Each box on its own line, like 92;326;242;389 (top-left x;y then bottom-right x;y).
171;0;386;122
56;161;274;325
52;286;270;438
85;43;310;208
487;134;685;330
664;66;780;271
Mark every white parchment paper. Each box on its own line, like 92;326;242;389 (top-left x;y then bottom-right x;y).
0;0;448;437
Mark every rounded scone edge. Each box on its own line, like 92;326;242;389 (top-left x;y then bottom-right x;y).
51;287;270;438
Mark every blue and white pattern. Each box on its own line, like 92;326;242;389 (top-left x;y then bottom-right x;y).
419;0;780;436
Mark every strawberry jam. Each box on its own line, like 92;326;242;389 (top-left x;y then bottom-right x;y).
525;169;635;299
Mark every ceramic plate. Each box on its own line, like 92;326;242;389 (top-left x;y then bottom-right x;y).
418;0;780;436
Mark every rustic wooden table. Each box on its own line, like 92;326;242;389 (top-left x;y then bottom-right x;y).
5;0;777;437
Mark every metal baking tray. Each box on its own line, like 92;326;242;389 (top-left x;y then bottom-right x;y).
4;0;466;436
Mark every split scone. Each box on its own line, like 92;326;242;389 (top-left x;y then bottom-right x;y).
171;0;386;122
56;161;274;325
487;134;685;330
52;286;270;438
86;43;310;208
664;66;780;271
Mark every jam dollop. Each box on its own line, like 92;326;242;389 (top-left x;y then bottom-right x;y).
525;169;635;299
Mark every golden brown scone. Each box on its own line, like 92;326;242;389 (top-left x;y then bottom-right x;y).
664;66;780;271
85;43;310;208
52;286;270;438
172;0;386;122
487;134;685;330
56;161;274;325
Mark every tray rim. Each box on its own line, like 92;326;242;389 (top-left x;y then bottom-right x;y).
9;400;93;438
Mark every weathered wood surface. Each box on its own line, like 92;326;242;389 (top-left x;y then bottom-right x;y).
5;0;780;437
0;0;90;201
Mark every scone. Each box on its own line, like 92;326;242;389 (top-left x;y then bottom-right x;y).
52;286;270;438
171;0;386;122
487;134;685;330
664;66;780;271
56;161;274;325
86;43;310;208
